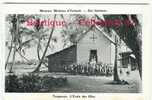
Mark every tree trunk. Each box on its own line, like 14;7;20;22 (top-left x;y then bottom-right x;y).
37;38;48;67
113;36;120;81
8;14;18;73
5;42;13;69
37;38;41;61
33;15;56;72
134;50;142;79
9;45;16;73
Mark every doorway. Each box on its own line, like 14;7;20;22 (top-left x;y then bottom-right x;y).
89;50;98;63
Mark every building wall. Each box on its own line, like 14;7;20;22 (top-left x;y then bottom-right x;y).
110;43;115;65
47;45;77;72
77;29;112;64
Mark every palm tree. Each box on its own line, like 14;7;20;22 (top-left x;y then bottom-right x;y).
95;14;142;79
103;15;142;79
5;14;35;72
95;14;142;81
8;14;18;73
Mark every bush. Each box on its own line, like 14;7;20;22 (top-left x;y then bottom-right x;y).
19;74;41;92
5;74;20;92
5;73;67;92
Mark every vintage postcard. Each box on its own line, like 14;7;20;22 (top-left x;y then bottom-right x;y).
0;0;152;100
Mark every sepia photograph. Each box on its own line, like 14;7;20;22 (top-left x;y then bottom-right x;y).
5;14;142;93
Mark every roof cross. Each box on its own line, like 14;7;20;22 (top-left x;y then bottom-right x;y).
89;33;97;42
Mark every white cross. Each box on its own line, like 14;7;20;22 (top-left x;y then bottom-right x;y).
90;33;97;42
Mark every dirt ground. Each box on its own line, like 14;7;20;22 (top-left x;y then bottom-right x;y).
41;71;141;93
5;64;142;93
